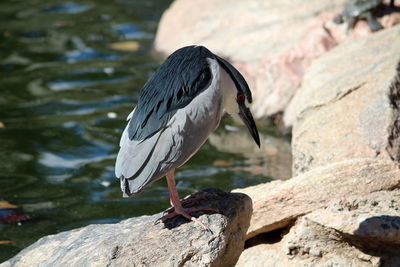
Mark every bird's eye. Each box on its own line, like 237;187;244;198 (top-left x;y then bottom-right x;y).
236;93;245;102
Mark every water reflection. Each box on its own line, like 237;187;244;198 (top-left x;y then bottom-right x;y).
209;125;292;180
47;66;131;90
112;24;153;40
59;36;121;63
41;2;91;14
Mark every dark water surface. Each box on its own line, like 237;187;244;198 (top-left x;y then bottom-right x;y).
0;0;288;262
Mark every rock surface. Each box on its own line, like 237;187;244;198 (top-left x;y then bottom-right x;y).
234;158;400;239
306;190;400;247
1;189;252;267
287;25;400;175
234;24;400;266
237;190;400;267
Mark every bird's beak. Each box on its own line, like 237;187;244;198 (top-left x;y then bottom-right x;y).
238;104;260;148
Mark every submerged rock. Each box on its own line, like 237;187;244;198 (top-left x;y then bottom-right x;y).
1;189;252;267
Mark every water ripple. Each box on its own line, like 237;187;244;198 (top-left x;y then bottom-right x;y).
41;2;91;14
112;24;153;40
59;49;121;63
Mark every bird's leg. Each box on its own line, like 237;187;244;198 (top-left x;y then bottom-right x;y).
160;170;217;230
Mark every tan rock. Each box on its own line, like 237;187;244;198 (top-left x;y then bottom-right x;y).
236;219;382;267
261;217;383;266
236;243;291;267
1;189;251;267
234;24;400;267
306;190;400;247
237;190;400;266
234;159;400;239
285;25;400;175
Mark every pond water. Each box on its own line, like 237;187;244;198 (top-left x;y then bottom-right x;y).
0;0;290;262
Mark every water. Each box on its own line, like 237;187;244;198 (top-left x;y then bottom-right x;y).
0;0;291;262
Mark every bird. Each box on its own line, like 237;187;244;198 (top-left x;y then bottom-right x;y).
115;45;260;229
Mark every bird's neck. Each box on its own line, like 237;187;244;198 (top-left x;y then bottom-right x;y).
219;64;242;123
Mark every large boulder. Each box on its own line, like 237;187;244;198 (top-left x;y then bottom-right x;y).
234;158;400;239
234;25;400;265
1;189;252;267
306;190;400;248
286;25;400;175
237;190;400;266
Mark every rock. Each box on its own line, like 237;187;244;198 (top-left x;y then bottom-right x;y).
237;190;400;266
286;25;400;175
237;216;383;266
233;158;400;239
154;0;348;119
209;128;292;180
234;26;400;265
306;189;400;248
1;189;252;267
236;243;292;267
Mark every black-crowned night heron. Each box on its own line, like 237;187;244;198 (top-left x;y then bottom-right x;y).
115;45;260;229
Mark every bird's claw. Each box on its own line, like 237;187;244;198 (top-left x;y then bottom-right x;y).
160;206;218;232
160;194;210;217
155;205;219;231
180;195;206;208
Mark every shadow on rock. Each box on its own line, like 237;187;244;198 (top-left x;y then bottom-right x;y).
353;215;400;247
347;215;400;266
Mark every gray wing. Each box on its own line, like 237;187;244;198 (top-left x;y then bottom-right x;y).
128;45;213;141
115;46;215;196
115;122;167;196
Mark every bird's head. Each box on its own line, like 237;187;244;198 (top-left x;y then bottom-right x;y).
215;55;261;148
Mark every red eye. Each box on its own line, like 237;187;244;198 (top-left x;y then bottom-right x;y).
237;93;245;101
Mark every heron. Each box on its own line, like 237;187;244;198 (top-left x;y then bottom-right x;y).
115;45;260;229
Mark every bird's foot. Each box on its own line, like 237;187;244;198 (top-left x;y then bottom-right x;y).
160;206;218;231
181;194;207;207
162;193;210;214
